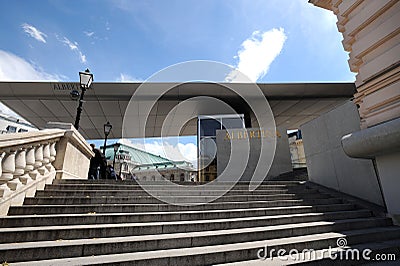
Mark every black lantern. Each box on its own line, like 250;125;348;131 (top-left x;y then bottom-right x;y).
102;121;112;155
73;68;93;130
79;68;93;89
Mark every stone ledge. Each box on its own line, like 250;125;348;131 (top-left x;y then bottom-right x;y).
341;117;400;158
0;129;65;149
45;122;93;159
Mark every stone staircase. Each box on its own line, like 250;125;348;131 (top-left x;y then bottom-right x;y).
0;179;399;265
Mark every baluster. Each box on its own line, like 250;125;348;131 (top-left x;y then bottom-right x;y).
43;143;55;172
0;152;3;178
49;141;57;164
0;152;7;197
35;144;47;176
0;138;60;202
20;146;34;185
43;142;52;172
0;150;16;196
10;148;26;189
47;141;57;175
27;146;39;180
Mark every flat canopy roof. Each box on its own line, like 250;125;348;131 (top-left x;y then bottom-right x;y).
0;82;355;139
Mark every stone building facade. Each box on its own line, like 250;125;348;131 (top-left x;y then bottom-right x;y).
102;143;196;181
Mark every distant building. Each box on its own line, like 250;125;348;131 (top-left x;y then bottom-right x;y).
102;143;196;181
0;113;37;134
288;130;306;169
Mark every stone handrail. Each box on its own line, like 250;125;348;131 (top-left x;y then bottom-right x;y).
0;123;94;215
341;117;400;159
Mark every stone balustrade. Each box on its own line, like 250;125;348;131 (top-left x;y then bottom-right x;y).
0;123;94;215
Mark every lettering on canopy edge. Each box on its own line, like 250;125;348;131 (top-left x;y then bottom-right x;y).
224;129;281;140
52;83;92;91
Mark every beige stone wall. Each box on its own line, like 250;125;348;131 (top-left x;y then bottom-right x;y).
52;127;94;180
310;0;400;128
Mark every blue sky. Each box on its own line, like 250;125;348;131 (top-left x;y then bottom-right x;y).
0;0;355;166
0;0;354;83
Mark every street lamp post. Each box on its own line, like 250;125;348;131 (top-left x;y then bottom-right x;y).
72;69;93;130
112;143;121;168
118;150;128;178
103;121;112;155
118;151;124;178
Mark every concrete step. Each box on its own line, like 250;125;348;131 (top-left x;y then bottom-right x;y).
5;226;400;266
34;187;319;197
24;192;333;205
8;198;345;215
45;183;305;191
2;178;397;265
1;204;357;227
52;179;305;186
35;188;315;197
0;218;392;263
0;210;373;244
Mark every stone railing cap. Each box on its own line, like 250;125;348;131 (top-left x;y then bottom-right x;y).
342;117;400;158
45;122;75;131
0;129;65;150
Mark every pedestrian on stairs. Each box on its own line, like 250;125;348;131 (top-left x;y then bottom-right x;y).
88;144;106;180
106;164;117;180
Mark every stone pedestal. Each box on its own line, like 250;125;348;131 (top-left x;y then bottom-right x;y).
342;117;400;224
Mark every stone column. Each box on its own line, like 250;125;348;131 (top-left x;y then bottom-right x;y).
0;150;16;197
27;146;39;181
0;152;3;177
0;152;6;197
49;142;57;165
20;146;33;185
35;144;47;176
10;148;26;189
43;143;52;172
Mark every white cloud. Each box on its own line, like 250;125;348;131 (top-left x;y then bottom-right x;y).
227;28;287;82
116;73;142;82
147;140;198;169
79;53;86;64
21;23;47;43
177;143;197;162
84;31;95;37
0;50;61;81
120;138;198;168
60;36;87;64
0;49;63;119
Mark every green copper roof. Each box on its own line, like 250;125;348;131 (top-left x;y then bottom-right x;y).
103;143;172;165
101;143;195;172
